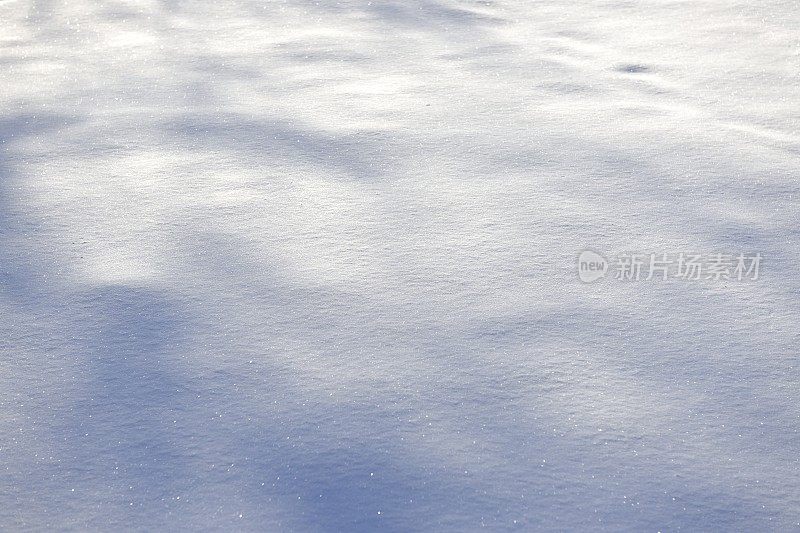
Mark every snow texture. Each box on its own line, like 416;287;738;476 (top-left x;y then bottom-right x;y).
1;0;799;530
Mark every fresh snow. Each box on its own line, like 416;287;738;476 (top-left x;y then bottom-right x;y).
1;0;799;530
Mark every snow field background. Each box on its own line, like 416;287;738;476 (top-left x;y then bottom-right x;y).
1;0;799;530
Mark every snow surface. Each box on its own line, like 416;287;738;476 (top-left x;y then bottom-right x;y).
1;0;799;530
